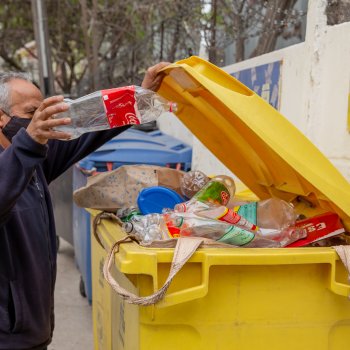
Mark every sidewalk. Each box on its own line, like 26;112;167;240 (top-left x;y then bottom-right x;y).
50;238;93;350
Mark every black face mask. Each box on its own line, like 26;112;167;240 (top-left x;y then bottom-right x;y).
2;116;31;142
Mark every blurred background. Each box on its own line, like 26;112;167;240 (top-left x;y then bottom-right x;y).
0;0;318;97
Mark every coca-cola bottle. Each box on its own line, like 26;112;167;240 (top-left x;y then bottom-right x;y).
54;85;176;139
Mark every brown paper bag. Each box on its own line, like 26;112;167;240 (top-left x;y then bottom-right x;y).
73;164;184;211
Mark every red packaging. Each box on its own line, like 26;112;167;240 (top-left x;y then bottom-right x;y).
101;86;140;128
287;212;345;247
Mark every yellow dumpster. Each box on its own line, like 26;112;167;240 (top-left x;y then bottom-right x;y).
91;56;350;350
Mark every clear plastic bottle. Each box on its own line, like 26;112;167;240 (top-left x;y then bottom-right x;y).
175;201;259;232
231;198;297;232
180;170;210;199
124;212;306;248
123;212;305;247
123;213;167;244
191;175;236;207
54;85;176;139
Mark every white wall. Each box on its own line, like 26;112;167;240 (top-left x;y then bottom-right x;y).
158;0;350;181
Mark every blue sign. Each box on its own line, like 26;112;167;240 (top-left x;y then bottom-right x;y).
231;61;282;109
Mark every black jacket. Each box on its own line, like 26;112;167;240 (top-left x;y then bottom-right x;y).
0;127;128;349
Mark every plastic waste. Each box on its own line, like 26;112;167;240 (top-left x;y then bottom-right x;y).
137;186;184;214
54;85;176;139
175;200;259;232
116;207;141;222
123;214;168;243
180;170;210;199
123;212;306;247
191;174;236;207
231;198;297;232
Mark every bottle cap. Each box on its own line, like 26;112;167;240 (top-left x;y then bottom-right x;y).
137;186;185;214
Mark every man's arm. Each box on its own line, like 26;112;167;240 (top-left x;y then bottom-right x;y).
43;126;130;183
0;96;74;223
42;61;171;183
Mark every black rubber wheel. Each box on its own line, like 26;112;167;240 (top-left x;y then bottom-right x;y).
79;276;87;298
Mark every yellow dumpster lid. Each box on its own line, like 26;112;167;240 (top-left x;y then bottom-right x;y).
158;56;350;231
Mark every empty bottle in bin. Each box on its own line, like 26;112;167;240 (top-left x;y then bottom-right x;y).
176;174;258;232
232;198;297;232
180;170;210;199
191;174;236;206
54;85;176;139
123;214;168;244
175;201;259;232
123;212;306;247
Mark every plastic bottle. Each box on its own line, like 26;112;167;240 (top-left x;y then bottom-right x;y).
54;85;176;139
123;212;306;247
175;201;259;232
175;197;297;237
191;174;236;207
180;170;210;199
231;198;297;231
123;214;168;244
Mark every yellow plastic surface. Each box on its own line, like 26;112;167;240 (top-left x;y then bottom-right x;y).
157;56;350;230
91;221;114;350
91;211;350;350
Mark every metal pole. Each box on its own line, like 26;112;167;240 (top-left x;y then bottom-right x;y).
31;0;55;96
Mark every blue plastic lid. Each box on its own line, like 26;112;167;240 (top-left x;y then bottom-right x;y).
137;186;185;214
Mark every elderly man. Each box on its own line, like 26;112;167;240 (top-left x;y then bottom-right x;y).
0;62;169;350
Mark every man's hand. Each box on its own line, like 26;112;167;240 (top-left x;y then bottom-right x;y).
141;62;171;91
26;95;71;144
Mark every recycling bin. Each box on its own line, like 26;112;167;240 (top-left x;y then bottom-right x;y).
90;56;350;349
73;128;192;303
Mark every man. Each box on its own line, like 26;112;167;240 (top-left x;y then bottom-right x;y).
0;62;169;350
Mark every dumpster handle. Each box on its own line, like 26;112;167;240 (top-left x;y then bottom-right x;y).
157;259;210;308
103;236;207;306
329;246;350;299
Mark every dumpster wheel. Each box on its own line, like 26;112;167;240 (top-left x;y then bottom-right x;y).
79;276;87;298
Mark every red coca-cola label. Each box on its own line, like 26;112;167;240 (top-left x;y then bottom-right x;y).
101;86;140;128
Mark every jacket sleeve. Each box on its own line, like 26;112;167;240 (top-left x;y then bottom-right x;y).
43;126;130;184
0;129;48;223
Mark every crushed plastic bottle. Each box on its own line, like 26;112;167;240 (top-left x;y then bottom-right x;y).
54;85;176;139
123;212;306;247
231;198;297;232
175;201;259;232
123;214;168;244
180;170;210;199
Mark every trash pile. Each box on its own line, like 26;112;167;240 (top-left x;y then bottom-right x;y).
117;170;350;248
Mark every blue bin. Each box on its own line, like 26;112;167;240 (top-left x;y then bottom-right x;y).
73;128;192;304
78;128;192;172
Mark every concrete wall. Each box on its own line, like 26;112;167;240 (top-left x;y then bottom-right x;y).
157;0;350;181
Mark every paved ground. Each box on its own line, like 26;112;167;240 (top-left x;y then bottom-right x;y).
49;238;94;350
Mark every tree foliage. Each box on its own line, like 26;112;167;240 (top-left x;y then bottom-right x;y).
0;0;307;95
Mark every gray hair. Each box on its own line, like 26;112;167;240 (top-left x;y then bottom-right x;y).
0;72;31;115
